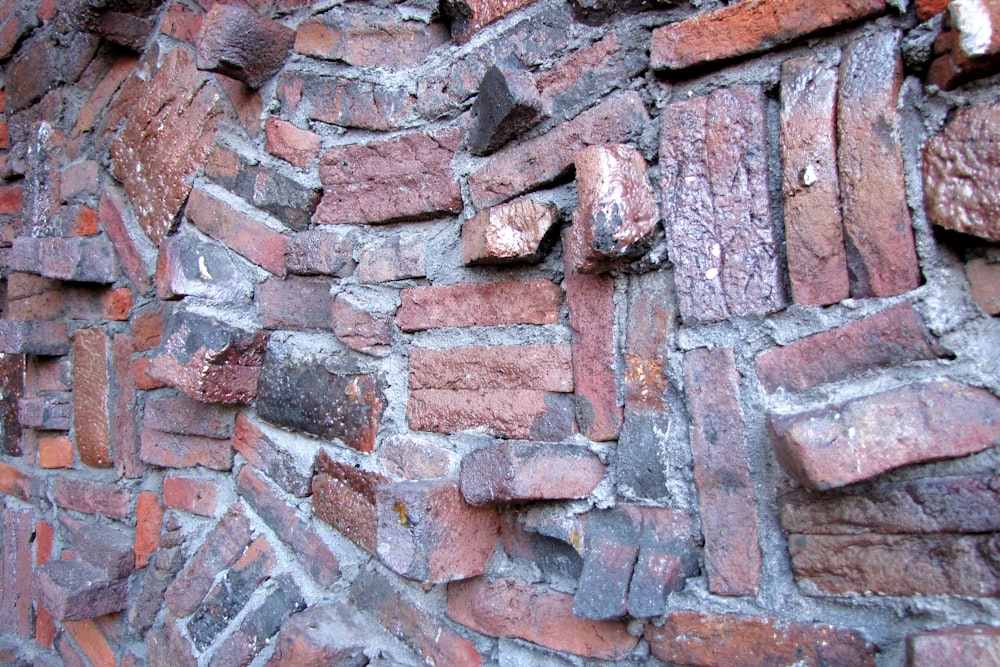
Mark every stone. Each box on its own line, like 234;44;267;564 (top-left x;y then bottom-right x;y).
9;237;120;284
769;379;1000;490
72;328;112;468
443;0;541;43
33;560;129;622
967;258;1000;314
312;451;389;555
156;231;255;303
924;100;1000;241
285;229;356;277
398;279;561;330
462;197;558;265
294;11;448;67
0;320;70;356
195;4;295;89
264;117;321;169
468;65;544;156
908;625;1000;666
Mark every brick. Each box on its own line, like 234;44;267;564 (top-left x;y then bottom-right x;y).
0;462;32;501
161;2;203;44
294;11;448;67
622;270;676;414
537;28;645;111
462;197;558;265
410;344;572;392
357;231;425;282
207;576;305;667
684;347;761;596
398;279;561;331
968;258;1000;313
256;277;332;330
0;318;70;356
573;507;641;621
265;602;376;667
165;506;252;617
186;186;288;276
917;0;950;18
375;478;500;583
236;466;341;586
131;305;165;352
0;353;24;456
232;414;312;497
62;618;116;667
61;204;100;237
72;54;139;141
110;47;222;246
379;434;456;479
646;611;876;667
10;237;120;284
147;309;268;404
28;356;71;392
4;31;99;113
60;160;98;202
264;117;320;168
468;65;544;156
144;393;236;439
98;187;155;295
331;293;394;357
73;328;112;468
312;451;389;555
756;303;937;393
140;430;233;471
129;545;185;632
839;31;921;296
447;576;638;659
89;9;155;50
351;567;483;666
18;394;71;430
35;519;56;647
460;441;604;505
285;229;356;277
627;508;699;618
38;436;73;468
53;478;130;518
33;560;128;622
278;71;416;131
779;56;849;306
112;334;143;478
0;2;38;60
650;0;886;71
0;183;23;215
156;231;255;302
469;92;649;209
443;0;540;43
1;508;33;635
163;475;219;517
660;86;786;323
924;100;1000;241
408;388;576;440
196;4;294;89
771;378;1000;489
256;342;383;452
927;2;1000;90
134;491;163;569
315;130;460;225
146;621;197;667
5;277;133;323
908;625;1000;666
59;514;135;580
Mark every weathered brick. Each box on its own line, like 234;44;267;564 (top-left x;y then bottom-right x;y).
130;545;185;633
537;28;645;111
651;0;886;71
208;576;305;667
410;344;572;392
0;353;24;456
256;277;332;330
265;602;378;667
443;0;540;43
315;130;460;225
73;328;112;468
839;31;921;296
294;11;448;67
165;506;253;617
161;2;203;44
0;183;23;215
34;519;56;647
1;507;33;635
968;258;1000;314
462;197;558;265
573;507;641;621
927;1;1000;90
4;31;98;113
357;231;426;283
264;116;320;169
285;229;356;277
146;621;197;667
33;560;128;622
0;462;33;501
112;334;143;478
468;65;544;156
236;466;341;586
780;56;849;306
447;576;638;659
144;392;236;439
88;9;156;50
134;491;163;569
38;435;74;468
98;187;155;295
110;47;223;246
163;475;219;517
627;508;699;618
469;92;649;209
645;611;876;667
156;231;255;302
924;100;1000;241
460;441;604;505
312;451;389;555
622;270;676;414
59;514;135;580
660;86;786;323
408;388;576;440
10;237;120;284
0;2;38;60
375;478;500;583
5;277;132;323
755;303;937;393
72;53;139;141
59;160;98;202
196;4;294;89
908;625;1000;666
379;434;457;479
684;347;761;596
331;292;394;357
140;430;233;471
232;414;312;497
53;478;130;518
398;279;561;331
18;394;71;430
278;71;416;131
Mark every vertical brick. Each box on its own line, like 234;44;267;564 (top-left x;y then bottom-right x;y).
312;451;388;555
1;507;34;636
112;333;143;479
35;519;56;647
0;352;24;456
98;187;154;295
73;328;112;468
134;491;163;569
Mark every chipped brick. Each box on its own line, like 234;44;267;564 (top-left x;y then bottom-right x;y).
196;4;294;89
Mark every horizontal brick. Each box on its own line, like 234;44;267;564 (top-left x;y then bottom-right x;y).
398;279;561;331
155;231;254;302
18;394;71;430
444;0;539;43
186;186;288;276
908;625;1000;666
53;478;129;518
0;320;70;355
232;414;312;497
144;393;236;439
264;116;320;169
278;71;416;131
769;379;1000;489
4;274;130;322
33;560;129;622
9;236;119;284
357;231;426;283
410;344;572;392
294;11;448;67
408;388;576;440
331;293;393;357
256;277;333;330
140;430;233;471
312;451;389;555
378;434;456;480
163;475;219;516
285;229;355;277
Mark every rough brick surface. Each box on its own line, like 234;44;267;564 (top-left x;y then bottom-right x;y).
264;117;321;169
232;414;312;497
410;344;572;391
462;197;558;265
0;462;35;501
357;232;425;283
53;478;130;518
59;514;135;580
98;187;154;295
140;430;233;471
379;434;456;479
398;279;561;331
0;354;24;457
573;507;641;620
196;4;294;89
256;277;332;330
144;393;236;439
278;71;416;131
312;451;388;555
967;258;1000;314
10;237;120;284
72;328;112;468
908;625;1000;666
294;11;448;67
208;576;304;667
156;231;255;303
33;560;129;622
408;388;576;440
265;602;374;667
331;293;394;357
1;508;33;635
285;229;356;277
627;508;699;618
770;379;1000;490
0;320;70;355
164;475;219;517
4;31;98;113
38;436;73;469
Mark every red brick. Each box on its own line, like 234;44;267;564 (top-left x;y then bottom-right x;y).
375;478;500;583
4;31;98;113
331;293;393;357
63;618;116;667
0;2;38;60
285;229;356;277
60;160;98;202
469;92;649;209
163;475;219;516
112;334;143;479
312;451;389;555
917;0;950;18
278;71;416;131
4;274;130;322
645;611;876;667
35;519;56;647
236;465;341;586
38;435;74;468
410;344;572;391
0;461;32;500
195;4;294;89
627;508;699;618
444;0;540;43
73;328;112;468
684;347;761;596
409;388;575;440
294;12;448;67
378;434;456;480
0;183;23;214
140;430;233;471
10;236;120;284
908;625;1000;666
447;576;638;659
232;414;312;497
462;197;557;265
651;0;886;71
0;319;69;356
161;2;204;45
398;279;561;331
64;204;100;237
660;86;786;323
264;116;320;168
59;513;135;580
1;507;33;636
144;393;236;439
573;507;641;620
315;130;460;225
134;491;163;569
755;303;937;393
146;621;197;667
357;231;425;282
53;478;130;518
968;258;1000;313
622;270;676;413
33;559;128;622
927;3;1000;91
156;231;255;302
838;31;921;296
770;379;1000;490
131;305;165;352
256;277;332;330
265;602;378;667
71;54;139;140
165;506;252;617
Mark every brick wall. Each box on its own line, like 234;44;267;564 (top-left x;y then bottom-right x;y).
1;0;999;665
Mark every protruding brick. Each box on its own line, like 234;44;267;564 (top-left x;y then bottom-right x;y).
0;320;70;355
144;393;236;439
375;478;500;583
645;611;876;667
264;117;320;169
573;507;641;621
684;347;761;596
660;86;786;323
312;451;389;555
33;560;129;622
399;279;561;331
447;576;638;659
838;31;921;297
2;508;33;635
59;514;135;580
294;11;448;67
650;0;886;71
462;197;558;265
285;229;356;277
277;71;416;131
908;625;1000;666
357;231;426;283
156;231;255;302
968;258;1000;313
164;475;219;517
256;277;333;330
73;328;112;468
770;379;1000;490
195;4;294;89
232;414;312;498
468;65;543;156
443;0;540;43
10;237;119;284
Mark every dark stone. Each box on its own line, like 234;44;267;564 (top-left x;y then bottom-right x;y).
468;65;544;156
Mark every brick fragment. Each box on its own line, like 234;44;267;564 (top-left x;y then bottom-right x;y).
968;258;1000;313
33;560;128;622
755;303;937;393
1;508;33;635
73;328;112;468
684;347;761;596
0;2;38;60
140;430;233;471
53;478;130;518
645;611;876;667
196;4;294;88
927;0;1000;90
462;197;558;265
468;65;543;156
622;270;676;413
312;451;389;555
908;625;1000;666
278;71;416;131
315;130;461;225
650;0;886;71
447;576;638;659
156;231;255;302
89;10;155;50
98;187;155;295
164;475;219;516
294;11;448;67
469;92;649;209
375;478;500;583
146;621;197;667
771;379;1000;490
443;0;540;43
332;293;394;357
208;576;305;667
264;117;320;168
232;414;312;497
59;514;135;580
627;508;699;618
134;491;163;569
0;462;32;501
130;546;184;632
62;618;117;667
660;86;786;323
285;229;356;277
398;279;561;331
38;436;74;469
18;394;71;430
265;602;376;667
9;237;119;284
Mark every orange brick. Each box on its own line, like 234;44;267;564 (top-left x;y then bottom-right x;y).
134;491;163;569
63;618;116;667
38;435;74;469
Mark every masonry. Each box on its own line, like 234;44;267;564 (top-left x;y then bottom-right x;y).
0;0;999;664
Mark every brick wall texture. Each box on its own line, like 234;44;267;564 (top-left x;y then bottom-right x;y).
0;0;999;665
